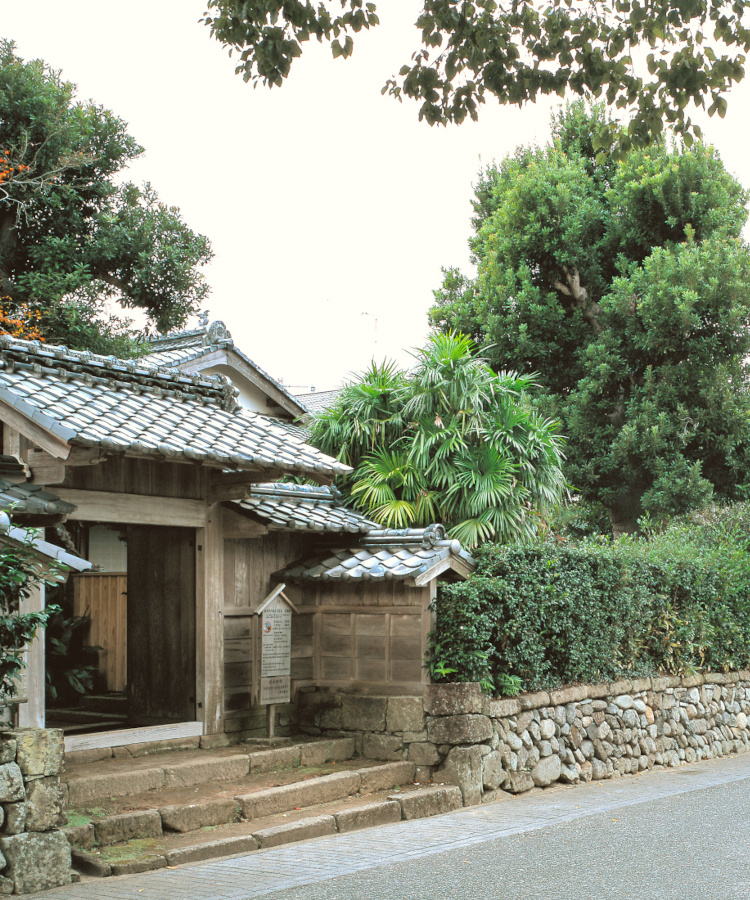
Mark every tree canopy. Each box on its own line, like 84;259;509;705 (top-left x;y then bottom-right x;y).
430;104;750;535
308;332;566;547
203;0;750;154
0;40;212;353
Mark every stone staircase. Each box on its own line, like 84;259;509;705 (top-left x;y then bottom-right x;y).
62;737;462;878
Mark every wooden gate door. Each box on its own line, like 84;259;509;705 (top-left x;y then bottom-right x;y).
127;526;196;724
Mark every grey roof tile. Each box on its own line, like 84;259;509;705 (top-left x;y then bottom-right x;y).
0;480;76;520
0;337;349;479
233;482;376;534
275;524;475;584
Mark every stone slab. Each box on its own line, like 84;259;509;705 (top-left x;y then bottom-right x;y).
62;824;95;850
299;738;355;767
358;761;415;793
166;835;259;866
519;691;551;711
549;685;588;706
248;746;301;773
427;714;493;745
66;767;165;805
160;798;240;833
362;733;404;761
25;776;66;831
71;847;111;878
237;771;361;819
110;856;166;876
254;815;337;848
334;800;402;833
389;785;463;819
386;697;425;733
162;755;250;788
94;809;162;846
424;683;485;716
0;830;72;893
0;764;24;803
489;698;522;718
11;728;64;777
340;696;388;732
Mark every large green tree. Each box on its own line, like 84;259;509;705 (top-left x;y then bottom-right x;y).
430;104;750;535
309;332;566;547
204;0;750;154
0;41;212;353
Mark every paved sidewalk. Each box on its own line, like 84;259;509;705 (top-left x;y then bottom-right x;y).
40;754;750;900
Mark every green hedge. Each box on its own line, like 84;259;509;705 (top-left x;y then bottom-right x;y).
430;506;750;694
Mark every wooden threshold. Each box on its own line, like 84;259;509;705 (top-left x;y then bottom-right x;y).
64;721;204;753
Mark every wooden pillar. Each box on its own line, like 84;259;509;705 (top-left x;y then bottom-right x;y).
196;503;224;735
18;582;45;728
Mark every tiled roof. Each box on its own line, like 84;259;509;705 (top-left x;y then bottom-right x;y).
0;480;76;519
293;389;342;416
144;320;307;418
0;337;349;478
233;483;377;533
275;524;475;585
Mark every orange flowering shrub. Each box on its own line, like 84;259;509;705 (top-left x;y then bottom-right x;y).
0;298;44;341
0;149;28;186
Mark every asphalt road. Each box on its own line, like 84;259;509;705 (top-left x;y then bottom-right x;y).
272;774;750;900
40;754;750;900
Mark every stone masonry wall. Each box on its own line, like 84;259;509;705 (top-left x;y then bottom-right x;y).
0;728;71;894
298;670;750;806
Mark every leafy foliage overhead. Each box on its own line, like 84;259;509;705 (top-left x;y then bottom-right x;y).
308;331;566;547
430;103;750;534
0;40;212;354
203;0;750;153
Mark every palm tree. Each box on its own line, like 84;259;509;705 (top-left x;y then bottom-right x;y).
310;333;567;547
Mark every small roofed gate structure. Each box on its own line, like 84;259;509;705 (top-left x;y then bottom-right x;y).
0;336;348;743
0;335;475;747
222;485;475;732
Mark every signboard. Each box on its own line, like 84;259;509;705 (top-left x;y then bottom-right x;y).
255;586;297;710
260;595;292;678
260;675;290;706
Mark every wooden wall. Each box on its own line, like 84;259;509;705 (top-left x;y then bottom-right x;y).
221;535;433;722
63;457;206;499
295;580;432;696
73;573;128;692
221;532;307;731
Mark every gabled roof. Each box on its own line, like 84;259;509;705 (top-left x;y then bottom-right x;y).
275;523;475;587
232;482;376;534
292;388;342;417
0;337;349;480
144;320;308;420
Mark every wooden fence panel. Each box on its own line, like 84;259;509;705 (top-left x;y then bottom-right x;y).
73;573;128;692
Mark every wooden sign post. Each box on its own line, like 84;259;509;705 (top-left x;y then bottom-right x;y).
255;584;297;738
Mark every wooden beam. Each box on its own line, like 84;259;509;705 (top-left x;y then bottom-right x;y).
17;582;45;728
222;506;267;538
54;489;207;526
0;398;71;460
207;470;284;503
196;503;224;735
29;448;109;485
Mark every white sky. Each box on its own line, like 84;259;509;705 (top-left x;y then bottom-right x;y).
4;2;750;390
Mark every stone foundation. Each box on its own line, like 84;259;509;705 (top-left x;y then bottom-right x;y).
298;671;750;805
0;728;71;894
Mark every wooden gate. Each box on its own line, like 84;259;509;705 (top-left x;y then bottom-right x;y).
126;526;196;724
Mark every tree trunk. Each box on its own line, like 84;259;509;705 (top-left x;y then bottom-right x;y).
608;491;642;539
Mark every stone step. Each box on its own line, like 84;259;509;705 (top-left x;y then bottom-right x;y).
63;737;356;804
69;784;461;879
65;761;417;846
